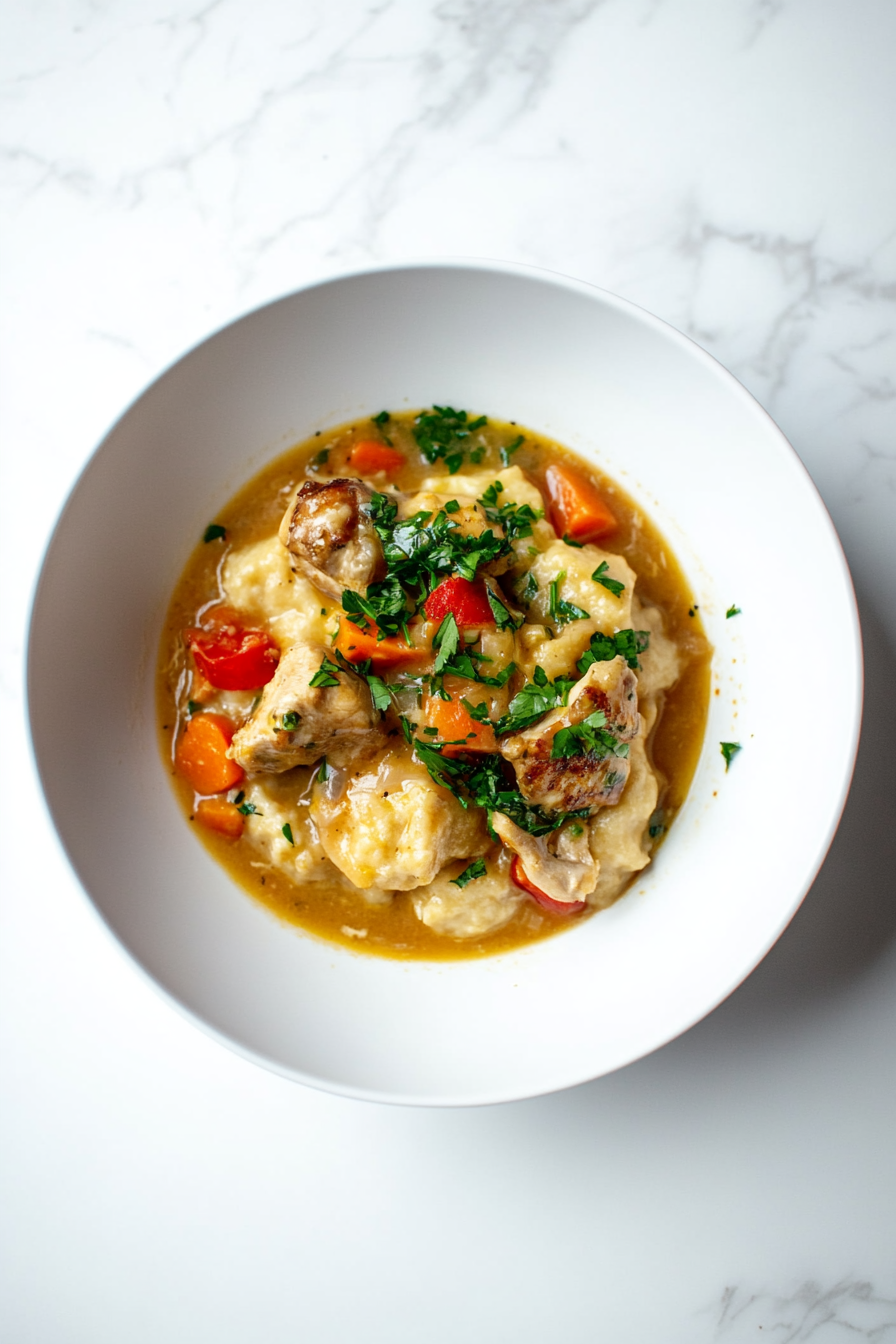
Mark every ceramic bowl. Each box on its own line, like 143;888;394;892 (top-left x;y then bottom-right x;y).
27;261;861;1105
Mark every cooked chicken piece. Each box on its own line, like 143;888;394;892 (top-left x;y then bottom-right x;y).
587;734;658;909
228;641;383;774
278;478;385;600
491;813;599;904
500;657;639;814
310;754;490;891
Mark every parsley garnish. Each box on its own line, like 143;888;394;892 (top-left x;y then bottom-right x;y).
237;800;261;816
187;700;202;716
432;612;460;673
280;711;300;731
372;411;390;426
520;572;538;603
726;604;741;619
591;561;625;598
648;809;665;838
413;406;487;469
309;657;341;689
549;571;590;627
721;741;742;771
562;533;583;548
486;586;521;631
282;822;295;846
411;743;586;838
500;435;524;466
364;492;509;590
550;710;629;762
460;698;491;723
309;448;329;469
496;665;576;734
451;858;487;889
444;499;460;514
478;482;541;545
203;523;226;543
367;675;391;714
317;757;329;781
577;628;649;674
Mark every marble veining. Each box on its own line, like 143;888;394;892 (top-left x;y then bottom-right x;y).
713;1279;896;1341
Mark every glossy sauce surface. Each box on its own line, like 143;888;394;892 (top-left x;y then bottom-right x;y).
158;413;711;959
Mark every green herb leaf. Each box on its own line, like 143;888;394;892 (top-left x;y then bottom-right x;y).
372;410;390;426
413;405;487;471
203;523;226;543
549;571;590;627
501;435;524;466
317;757;329;781
648;810;665;838
309;657;342;689
577;628;650;674
549;709;629;762
496;668;576;735
591;561;625;598
726;604;741;619
310;448;329;469
367;675;392;714
432;612;460;674
232;790;245;805
282;822;295;846
444;499;461;514
280;711;300;731
237;800;261;816
451;857;487;889
187;700;202;715
720;741;742;771
562;533;583;548
486;586;520;632
460;698;491;723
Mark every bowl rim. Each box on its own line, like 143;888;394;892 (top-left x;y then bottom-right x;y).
25;257;864;1106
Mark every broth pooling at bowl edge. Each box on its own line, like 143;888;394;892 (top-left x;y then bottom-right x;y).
157;408;711;959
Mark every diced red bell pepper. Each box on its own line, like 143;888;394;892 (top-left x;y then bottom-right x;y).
186;625;280;690
509;855;587;915
544;464;617;543
424;576;495;628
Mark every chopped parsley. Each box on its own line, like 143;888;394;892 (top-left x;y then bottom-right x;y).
478;481;542;545
726;604;742;619
496;665;576;734
591;561;625;598
413;406;487;470
309;448;329;469
460;698;491;723
308;657;342;689
202;523;226;543
317;757;329;781
237;800;261;816
520;572;538;603
187;700;202;716
486;586;521;631
648;810;665;838
720;741;742;771
282;823;295;846
372;410;390;426
444;499;461;514
549;571;590;626
577;628;649;674
367;674;392;714
280;711;300;731
451;857;487;889
562;533;584;548
432;612;460;673
551;710;629;762
364;492;509;591
501;434;524;466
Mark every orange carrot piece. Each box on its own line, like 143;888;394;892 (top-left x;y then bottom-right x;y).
423;685;497;757
334;618;424;668
347;439;405;476
175;713;244;794
195;797;245;839
544;464;617;543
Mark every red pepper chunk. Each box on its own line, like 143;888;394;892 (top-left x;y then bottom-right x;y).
509;855;587;915
424;577;495;628
186;625;280;691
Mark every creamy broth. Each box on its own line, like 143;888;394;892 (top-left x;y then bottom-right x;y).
158;410;711;959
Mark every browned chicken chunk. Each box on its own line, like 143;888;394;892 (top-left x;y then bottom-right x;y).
278;478;385;600
499;657;638;814
490;813;599;904
229;640;384;774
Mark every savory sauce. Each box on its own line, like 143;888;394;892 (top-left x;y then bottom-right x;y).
158;411;711;959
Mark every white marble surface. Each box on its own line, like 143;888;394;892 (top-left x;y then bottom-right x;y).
2;1;895;1339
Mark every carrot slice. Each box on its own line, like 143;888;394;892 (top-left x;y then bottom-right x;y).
423;682;497;757
195;797;245;839
175;713;244;794
544;464;617;543
347;440;406;476
334;618;424;668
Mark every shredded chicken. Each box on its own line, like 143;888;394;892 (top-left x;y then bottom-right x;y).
491;813;599;904
278;478;384;600
500;657;639;813
228;640;383;773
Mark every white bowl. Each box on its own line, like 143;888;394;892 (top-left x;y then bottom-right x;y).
28;261;861;1105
